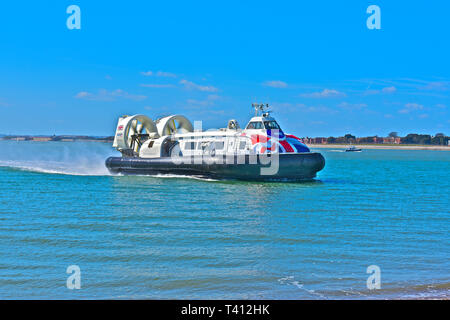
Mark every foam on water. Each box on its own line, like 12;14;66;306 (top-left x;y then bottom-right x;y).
0;140;116;176
150;173;219;182
0;140;220;180
0;160;111;176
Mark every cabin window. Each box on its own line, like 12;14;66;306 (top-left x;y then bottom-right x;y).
264;121;281;130
214;141;225;150
184;142;196;150
246;121;263;129
239;140;247;150
148;141;154;148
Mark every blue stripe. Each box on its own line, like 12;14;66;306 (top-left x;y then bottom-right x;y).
291;143;310;153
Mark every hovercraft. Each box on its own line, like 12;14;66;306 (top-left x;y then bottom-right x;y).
105;104;325;181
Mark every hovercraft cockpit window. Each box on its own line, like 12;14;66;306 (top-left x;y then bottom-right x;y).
264;121;281;130
246;122;264;129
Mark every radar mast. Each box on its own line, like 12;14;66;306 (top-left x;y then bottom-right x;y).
252;103;271;117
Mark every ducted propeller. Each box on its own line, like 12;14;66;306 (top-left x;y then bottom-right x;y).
156;115;194;136
113;115;159;155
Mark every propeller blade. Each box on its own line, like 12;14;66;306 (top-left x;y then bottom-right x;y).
127;120;137;148
130;120;137;134
136;123;144;134
169;119;177;134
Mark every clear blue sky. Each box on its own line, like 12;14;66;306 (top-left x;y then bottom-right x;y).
0;0;449;137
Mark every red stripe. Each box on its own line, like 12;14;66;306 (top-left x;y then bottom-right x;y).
286;134;302;142
279;140;294;152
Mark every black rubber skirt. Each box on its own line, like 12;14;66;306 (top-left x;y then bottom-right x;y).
105;153;325;181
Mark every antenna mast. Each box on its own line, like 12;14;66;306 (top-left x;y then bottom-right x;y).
252;103;270;116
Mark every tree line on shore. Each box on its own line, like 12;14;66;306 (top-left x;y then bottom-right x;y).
2;132;449;146
304;132;449;146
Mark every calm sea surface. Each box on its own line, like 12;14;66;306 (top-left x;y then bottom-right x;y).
0;141;448;299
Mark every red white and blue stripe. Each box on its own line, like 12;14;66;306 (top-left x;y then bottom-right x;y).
243;130;310;154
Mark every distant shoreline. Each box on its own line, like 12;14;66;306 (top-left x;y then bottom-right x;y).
308;144;450;151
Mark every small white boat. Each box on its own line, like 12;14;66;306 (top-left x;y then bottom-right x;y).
345;146;362;152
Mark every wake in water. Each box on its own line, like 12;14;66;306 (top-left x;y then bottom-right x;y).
0;140;117;176
150;173;219;182
0;140;220;180
0;160;111;176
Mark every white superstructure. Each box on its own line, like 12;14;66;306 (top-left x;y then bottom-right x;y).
112;104;310;158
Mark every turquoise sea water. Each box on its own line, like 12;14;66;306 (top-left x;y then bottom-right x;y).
0;140;448;299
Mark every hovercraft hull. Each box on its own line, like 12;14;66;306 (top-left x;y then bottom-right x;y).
105;153;325;181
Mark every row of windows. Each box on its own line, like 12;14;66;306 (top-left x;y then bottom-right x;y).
246;121;281;130
184;141;225;150
179;135;226;140
183;140;248;151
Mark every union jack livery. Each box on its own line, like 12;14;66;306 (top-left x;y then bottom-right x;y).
244;130;310;154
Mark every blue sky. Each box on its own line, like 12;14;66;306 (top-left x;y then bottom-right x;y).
0;0;449;137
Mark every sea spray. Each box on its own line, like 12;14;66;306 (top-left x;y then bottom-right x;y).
0;140;119;176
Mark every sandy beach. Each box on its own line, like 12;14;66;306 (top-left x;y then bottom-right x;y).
308;144;450;151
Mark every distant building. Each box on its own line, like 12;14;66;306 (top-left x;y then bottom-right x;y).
32;137;52;142
383;137;401;144
314;137;328;144
302;137;327;144
299;134;446;146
